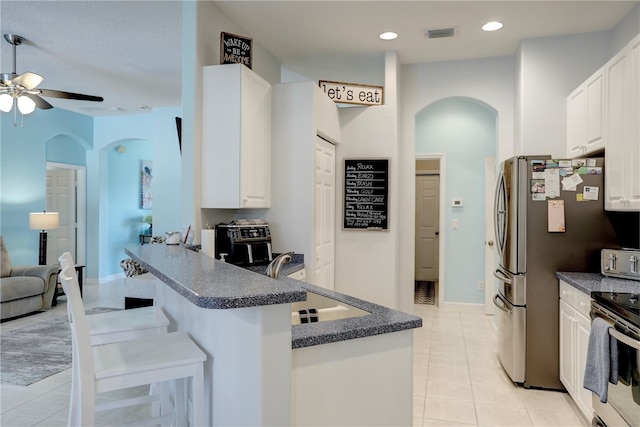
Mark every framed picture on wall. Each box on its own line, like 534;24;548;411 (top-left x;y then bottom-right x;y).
141;160;152;209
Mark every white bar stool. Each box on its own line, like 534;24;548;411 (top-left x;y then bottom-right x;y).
59;252;206;426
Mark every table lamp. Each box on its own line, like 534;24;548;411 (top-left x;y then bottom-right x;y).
29;211;59;265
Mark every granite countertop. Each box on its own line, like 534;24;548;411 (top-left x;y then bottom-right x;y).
125;245;422;348
125;245;306;309
556;271;640;294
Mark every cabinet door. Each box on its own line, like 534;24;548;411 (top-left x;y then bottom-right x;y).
240;68;271;208
605;35;640;211
575;312;594;420
566;67;605;158
559;300;575;396
584;68;605;153
625;36;640;210
567;87;587;158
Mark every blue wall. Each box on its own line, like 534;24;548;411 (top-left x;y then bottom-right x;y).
416;98;496;304
1;108;92;264
1;105;182;279
92;107;182;278
107;140;152;276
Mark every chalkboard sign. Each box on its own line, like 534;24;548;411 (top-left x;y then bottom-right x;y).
344;159;389;230
220;32;253;69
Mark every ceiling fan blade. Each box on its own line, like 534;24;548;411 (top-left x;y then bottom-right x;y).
24;93;53;110
12;72;44;90
39;88;103;102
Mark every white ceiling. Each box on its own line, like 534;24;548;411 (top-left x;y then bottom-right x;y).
1;1;637;117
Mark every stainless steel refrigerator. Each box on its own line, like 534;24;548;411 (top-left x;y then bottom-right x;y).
493;155;618;390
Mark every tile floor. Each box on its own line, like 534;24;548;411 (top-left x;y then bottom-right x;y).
1;280;589;426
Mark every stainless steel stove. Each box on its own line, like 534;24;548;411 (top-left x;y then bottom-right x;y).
591;248;640;427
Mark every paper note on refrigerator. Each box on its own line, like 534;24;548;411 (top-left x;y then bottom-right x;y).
583;186;599;201
562;173;583;191
544;168;560;198
548;200;566;232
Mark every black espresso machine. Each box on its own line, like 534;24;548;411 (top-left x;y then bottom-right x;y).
214;221;273;266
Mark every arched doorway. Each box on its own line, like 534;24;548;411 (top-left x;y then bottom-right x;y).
415;97;497;308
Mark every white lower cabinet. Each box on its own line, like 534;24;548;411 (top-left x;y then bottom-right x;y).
559;280;593;421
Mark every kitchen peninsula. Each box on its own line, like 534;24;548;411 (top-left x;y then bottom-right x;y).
125;244;422;426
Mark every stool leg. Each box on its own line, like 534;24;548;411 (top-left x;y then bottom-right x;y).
191;364;205;427
175;378;187;426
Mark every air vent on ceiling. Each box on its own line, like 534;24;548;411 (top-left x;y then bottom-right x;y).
425;27;457;39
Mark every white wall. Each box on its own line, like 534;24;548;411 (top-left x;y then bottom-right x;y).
182;1;282;240
335;52;401;308
517;32;611;157
402;56;515;164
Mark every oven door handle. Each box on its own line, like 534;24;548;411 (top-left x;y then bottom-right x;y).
610;328;640;350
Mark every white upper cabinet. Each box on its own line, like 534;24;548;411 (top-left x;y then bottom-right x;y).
605;34;640;211
566;66;605;158
202;64;271;209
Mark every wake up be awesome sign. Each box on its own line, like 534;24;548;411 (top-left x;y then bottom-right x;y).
344;159;389;230
220;32;252;69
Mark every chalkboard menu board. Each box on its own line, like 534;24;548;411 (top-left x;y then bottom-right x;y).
344;159;389;230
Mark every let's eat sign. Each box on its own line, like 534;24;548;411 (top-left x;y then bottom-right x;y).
319;80;384;106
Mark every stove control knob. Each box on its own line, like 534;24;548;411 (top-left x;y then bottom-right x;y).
607;253;617;271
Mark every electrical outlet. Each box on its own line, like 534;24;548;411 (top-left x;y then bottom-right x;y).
478;281;484;290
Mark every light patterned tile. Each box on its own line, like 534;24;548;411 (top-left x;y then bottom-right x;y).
414;395;426;418
527;406;589;427
517;388;576;413
424;397;477;425
423;418;477;427
426;376;473;400
0;412;44;427
475;402;533;427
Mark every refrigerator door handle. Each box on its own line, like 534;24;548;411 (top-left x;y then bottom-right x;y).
493;268;513;285
493;293;512;315
494;171;506;261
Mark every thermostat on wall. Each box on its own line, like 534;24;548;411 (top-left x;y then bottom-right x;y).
452;198;464;207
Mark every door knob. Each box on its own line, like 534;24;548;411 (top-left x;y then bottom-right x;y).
488;241;494;246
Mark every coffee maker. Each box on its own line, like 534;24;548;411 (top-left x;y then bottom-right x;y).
214;222;273;266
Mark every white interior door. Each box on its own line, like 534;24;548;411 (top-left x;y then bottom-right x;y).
46;168;75;263
415;174;439;282
314;136;336;290
485;157;497;315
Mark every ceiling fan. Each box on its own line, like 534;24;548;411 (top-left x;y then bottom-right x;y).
0;33;103;120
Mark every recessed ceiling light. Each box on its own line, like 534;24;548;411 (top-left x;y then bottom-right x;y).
379;31;398;41
482;21;503;32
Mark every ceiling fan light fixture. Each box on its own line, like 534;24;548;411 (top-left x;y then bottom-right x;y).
17;95;36;114
0;94;13;112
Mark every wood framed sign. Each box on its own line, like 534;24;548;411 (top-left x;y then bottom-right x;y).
343;158;389;230
319;80;384;106
220;32;252;69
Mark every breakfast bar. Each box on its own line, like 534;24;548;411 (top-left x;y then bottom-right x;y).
125;244;422;426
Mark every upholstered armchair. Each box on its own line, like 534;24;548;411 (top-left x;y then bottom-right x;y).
0;235;58;320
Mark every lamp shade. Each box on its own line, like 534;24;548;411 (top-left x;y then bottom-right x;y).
0;94;13;112
17;95;36;114
29;212;59;230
